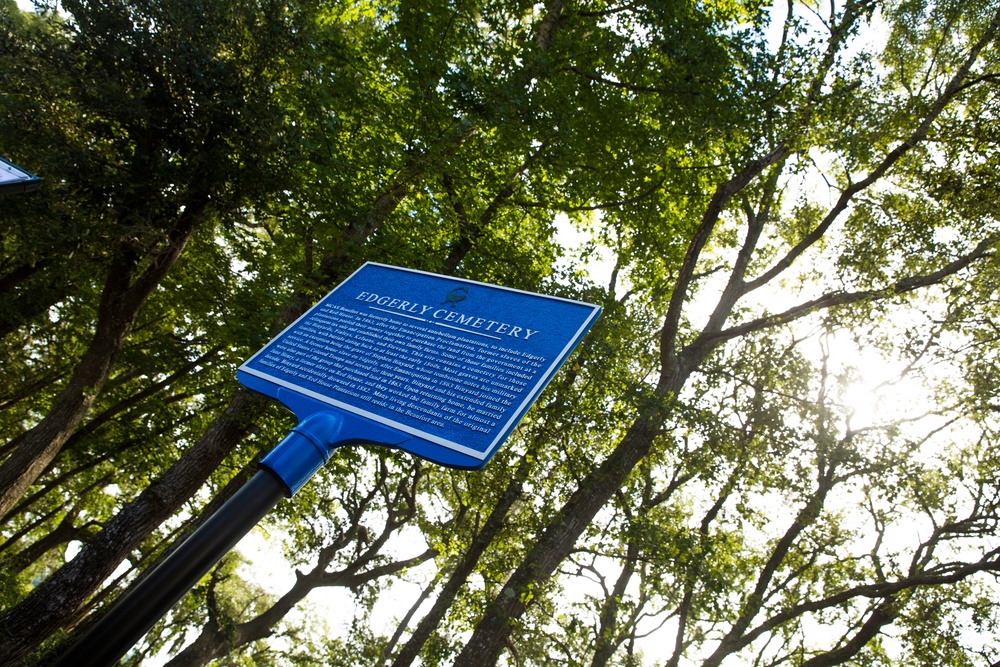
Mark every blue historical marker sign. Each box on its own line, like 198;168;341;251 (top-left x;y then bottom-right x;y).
238;263;601;469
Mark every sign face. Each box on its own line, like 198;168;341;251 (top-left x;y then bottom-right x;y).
0;156;41;195
238;263;601;469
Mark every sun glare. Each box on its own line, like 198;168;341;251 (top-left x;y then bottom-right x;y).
822;328;944;435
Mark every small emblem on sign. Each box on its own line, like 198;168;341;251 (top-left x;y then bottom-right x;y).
441;286;469;308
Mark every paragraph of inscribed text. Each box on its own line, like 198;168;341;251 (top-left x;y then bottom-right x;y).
256;304;546;438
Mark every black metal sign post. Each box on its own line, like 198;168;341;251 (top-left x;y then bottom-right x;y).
51;263;601;666
52;470;288;667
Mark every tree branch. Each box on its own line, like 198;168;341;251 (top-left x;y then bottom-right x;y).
702;234;996;346
744;4;1000;295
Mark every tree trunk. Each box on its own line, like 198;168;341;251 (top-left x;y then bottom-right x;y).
452;408;665;667
0;291;136;518
0;386;267;667
389;455;533;667
0;198;206;520
589;540;638;667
